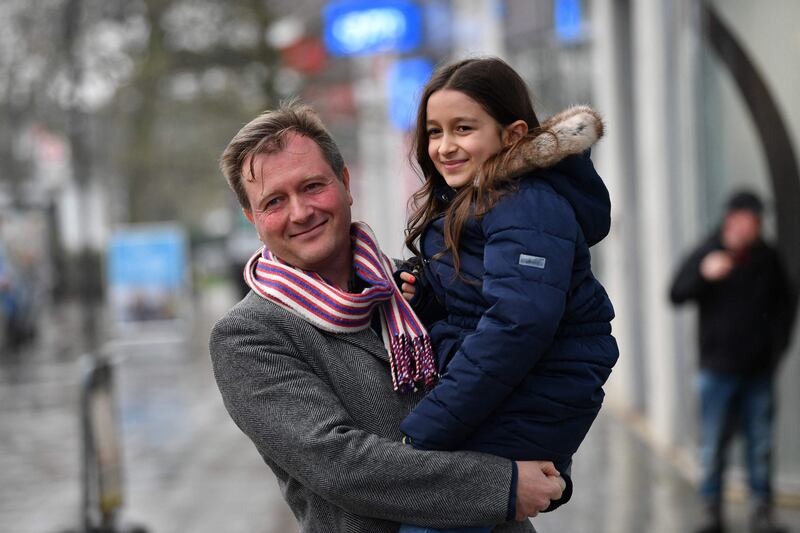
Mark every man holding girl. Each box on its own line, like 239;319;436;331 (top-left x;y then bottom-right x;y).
211;57;617;532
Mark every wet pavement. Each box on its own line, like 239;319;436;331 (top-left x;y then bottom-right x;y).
2;284;799;533
1;289;296;533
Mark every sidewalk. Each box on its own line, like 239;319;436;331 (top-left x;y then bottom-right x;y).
539;408;800;533
0;287;297;533
116;285;298;533
2;284;798;533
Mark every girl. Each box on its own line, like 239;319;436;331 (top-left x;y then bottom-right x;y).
396;57;619;533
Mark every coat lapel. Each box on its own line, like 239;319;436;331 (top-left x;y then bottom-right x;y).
332;328;389;363
252;292;390;363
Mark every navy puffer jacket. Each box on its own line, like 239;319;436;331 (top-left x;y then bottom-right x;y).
399;152;619;476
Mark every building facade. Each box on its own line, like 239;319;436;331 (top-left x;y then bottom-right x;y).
586;0;800;494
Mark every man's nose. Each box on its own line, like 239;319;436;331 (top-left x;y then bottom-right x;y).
288;195;313;223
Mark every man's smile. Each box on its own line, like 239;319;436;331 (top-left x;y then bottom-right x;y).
290;219;328;239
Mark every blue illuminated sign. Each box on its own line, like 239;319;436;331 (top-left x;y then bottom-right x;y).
324;0;422;56
555;0;583;43
108;227;185;289
107;225;187;323
387;57;433;131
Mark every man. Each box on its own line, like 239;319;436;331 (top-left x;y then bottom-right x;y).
210;103;565;532
670;191;795;533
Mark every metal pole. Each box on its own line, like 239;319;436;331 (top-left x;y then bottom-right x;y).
80;355;125;532
63;0;99;356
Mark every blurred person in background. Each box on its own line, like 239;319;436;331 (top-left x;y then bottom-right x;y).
0;225;35;354
0;235;13;349
394;57;618;533
210;103;566;533
670;190;796;533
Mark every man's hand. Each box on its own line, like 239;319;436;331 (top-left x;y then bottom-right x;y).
398;271;417;301
514;461;564;520
700;250;734;281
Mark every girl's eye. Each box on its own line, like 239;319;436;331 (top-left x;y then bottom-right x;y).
456;125;472;133
427;128;442;137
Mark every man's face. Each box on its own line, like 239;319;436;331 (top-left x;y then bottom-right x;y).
722;209;761;253
241;133;353;275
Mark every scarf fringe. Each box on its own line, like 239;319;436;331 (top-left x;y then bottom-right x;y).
389;333;438;392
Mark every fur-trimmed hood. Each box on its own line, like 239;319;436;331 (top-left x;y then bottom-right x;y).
505;105;604;175
510;105;610;247
433;105;611;246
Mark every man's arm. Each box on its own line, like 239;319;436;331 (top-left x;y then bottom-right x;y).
669;240;716;304
769;249;797;360
210;312;554;528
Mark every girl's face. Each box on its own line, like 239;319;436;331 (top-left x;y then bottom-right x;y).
426;89;505;189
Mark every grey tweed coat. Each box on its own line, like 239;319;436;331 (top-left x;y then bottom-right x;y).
210;292;537;533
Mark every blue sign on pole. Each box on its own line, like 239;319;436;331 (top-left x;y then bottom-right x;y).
387;57;433;131
324;0;422;56
107;225;187;323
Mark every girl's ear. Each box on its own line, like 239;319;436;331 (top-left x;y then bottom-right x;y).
503;120;529;146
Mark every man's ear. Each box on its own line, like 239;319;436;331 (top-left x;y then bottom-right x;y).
503;120;529;146
342;166;353;206
242;207;255;225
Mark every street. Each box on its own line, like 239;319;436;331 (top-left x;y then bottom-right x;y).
0;288;296;533
2;284;798;533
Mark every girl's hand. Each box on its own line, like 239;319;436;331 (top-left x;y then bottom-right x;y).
398;271;417;301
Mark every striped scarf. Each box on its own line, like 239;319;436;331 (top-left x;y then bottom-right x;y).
243;221;438;392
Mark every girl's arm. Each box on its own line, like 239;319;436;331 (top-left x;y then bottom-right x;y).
400;185;578;450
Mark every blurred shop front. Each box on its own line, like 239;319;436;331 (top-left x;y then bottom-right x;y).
585;0;800;497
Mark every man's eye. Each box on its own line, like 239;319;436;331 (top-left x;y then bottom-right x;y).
264;197;282;210
306;182;324;192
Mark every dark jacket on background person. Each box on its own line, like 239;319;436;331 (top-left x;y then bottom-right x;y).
669;233;794;375
399;152;619;492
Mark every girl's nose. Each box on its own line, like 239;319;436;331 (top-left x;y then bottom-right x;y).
438;134;457;156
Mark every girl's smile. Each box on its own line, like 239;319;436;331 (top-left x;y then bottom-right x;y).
441;159;468;171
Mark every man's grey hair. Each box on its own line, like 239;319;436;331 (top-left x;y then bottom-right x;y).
220;102;346;210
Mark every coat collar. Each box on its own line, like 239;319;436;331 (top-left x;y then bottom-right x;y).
434;182;458;205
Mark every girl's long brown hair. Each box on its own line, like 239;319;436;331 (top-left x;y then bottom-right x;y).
405;57;541;273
